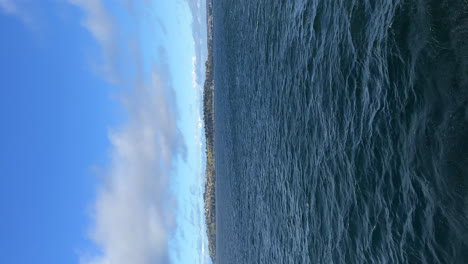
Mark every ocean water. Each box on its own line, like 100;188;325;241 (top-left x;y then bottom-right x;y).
213;0;468;263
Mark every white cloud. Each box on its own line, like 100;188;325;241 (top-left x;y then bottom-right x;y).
192;56;199;92
185;0;208;86
81;66;184;264
0;0;33;27
0;0;16;13
68;0;118;83
70;1;186;264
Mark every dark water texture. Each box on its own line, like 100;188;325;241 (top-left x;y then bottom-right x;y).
213;0;468;263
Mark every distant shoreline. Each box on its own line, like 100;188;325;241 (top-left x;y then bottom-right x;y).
203;0;215;262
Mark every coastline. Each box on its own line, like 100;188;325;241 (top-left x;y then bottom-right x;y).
203;0;215;261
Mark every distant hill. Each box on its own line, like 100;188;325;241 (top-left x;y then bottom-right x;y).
203;0;215;262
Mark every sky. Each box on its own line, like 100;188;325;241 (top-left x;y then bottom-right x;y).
0;0;209;263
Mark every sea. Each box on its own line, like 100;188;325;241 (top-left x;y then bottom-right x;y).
212;0;468;263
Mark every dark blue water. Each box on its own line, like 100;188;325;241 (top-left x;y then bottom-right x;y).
213;0;468;263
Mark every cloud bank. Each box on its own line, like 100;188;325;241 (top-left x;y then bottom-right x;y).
69;1;186;263
185;0;208;86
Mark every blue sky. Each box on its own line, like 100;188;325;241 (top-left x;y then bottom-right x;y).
0;0;209;263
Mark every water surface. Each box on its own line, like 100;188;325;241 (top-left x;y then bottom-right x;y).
214;1;468;263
